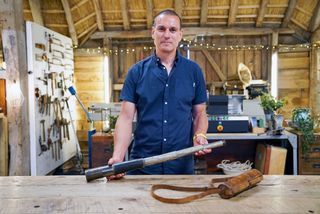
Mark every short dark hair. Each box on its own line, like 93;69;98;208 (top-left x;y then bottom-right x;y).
153;9;182;29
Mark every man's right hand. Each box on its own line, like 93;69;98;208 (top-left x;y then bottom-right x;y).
106;157;125;181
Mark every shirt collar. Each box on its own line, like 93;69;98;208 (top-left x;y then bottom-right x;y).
152;50;181;66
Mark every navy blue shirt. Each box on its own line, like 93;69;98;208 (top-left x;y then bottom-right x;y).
120;51;207;174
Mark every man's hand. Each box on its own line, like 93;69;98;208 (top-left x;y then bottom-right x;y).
106;157;125;181
193;134;211;156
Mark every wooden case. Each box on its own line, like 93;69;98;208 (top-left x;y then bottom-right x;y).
298;133;320;175
91;132;114;168
255;143;287;175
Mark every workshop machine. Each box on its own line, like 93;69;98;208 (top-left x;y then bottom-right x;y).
207;95;266;133
207;95;250;133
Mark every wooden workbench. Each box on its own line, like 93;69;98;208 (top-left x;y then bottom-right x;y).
0;175;319;213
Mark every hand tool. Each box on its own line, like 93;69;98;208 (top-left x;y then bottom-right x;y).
35;53;48;62
40;119;46;143
48;72;57;96
35;43;46;51
64;97;83;171
54;141;57;161
85;140;226;182
52;49;64;59
47;126;52;150
68;86;93;122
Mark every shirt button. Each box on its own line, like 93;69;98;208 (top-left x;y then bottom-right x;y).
166;84;168;87
164;120;167;123
164;102;167;105
164;138;167;142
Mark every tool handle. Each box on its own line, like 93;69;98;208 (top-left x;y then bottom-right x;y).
85;159;144;182
68;86;76;95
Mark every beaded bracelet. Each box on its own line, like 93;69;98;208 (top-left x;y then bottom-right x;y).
193;133;207;141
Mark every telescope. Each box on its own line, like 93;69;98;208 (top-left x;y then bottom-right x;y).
85;140;226;182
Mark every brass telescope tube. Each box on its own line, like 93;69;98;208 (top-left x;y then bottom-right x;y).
85;140;226;182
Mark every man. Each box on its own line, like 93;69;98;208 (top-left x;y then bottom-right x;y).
108;9;211;179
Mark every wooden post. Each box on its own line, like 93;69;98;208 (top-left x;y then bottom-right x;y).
104;38;113;102
0;0;30;175
310;48;320;114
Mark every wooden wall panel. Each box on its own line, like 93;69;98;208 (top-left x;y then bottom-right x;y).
278;51;310;120
188;36;269;92
74;55;104;141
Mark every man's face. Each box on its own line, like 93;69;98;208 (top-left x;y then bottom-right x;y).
152;14;183;54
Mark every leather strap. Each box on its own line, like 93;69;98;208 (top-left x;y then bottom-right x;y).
151;177;229;204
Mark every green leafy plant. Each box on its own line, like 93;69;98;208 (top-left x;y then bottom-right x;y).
109;115;119;130
260;93;285;114
292;108;315;154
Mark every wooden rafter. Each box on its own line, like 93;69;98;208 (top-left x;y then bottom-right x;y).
28;0;43;25
70;0;89;11
79;25;98;46
61;0;78;46
91;27;294;39
281;0;297;28
175;0;183;18
256;0;269;27
201;50;226;81
288;23;310;42
120;0;130;30
309;0;320;32
291;18;308;31
146;0;153;28
93;0;104;31
228;0;239;27
74;12;95;27
200;0;208;26
78;23;97;38
46;24;68;28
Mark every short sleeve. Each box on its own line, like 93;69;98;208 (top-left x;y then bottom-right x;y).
120;66;139;104
193;64;207;105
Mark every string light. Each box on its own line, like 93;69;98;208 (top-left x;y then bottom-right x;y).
75;43;320;56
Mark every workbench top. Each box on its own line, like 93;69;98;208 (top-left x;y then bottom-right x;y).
0;175;319;213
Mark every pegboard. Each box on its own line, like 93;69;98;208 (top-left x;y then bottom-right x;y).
26;21;77;175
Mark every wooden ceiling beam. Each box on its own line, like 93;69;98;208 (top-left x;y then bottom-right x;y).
28;0;44;25
78;23;97;38
146;0;153;28
309;0;320;32
120;0;130;30
46;23;68;28
93;0;104;31
228;0;239;27
75;12;95;27
61;0;78;46
288;23;310;43
281;0;297;28
311;27;320;43
291;18;308;31
256;0;269;27
79;25;98;46
200;0;208;26
91;27;294;39
42;9;65;14
70;0;89;11
174;0;183;18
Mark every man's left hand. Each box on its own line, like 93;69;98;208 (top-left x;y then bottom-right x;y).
193;135;212;156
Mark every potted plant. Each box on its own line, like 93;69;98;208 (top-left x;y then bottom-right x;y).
259;93;285;130
291;107;315;154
